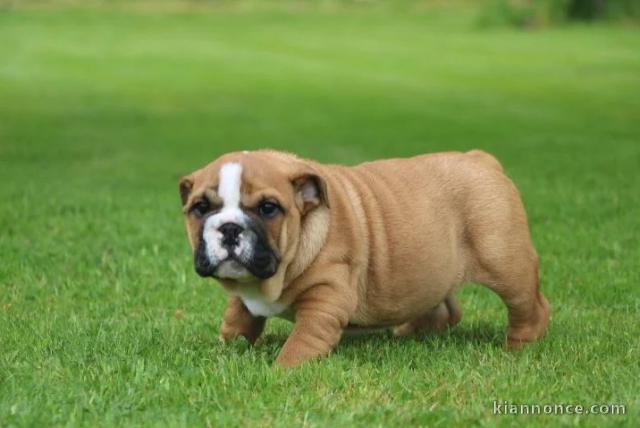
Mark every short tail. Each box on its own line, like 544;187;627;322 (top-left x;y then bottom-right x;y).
466;150;504;173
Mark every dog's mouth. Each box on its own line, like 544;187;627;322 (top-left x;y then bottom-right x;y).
194;242;279;281
193;215;280;282
213;258;255;282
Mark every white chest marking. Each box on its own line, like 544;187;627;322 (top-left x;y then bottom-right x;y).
236;291;288;318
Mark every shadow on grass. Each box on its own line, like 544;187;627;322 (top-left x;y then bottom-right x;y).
338;321;505;349
208;321;507;364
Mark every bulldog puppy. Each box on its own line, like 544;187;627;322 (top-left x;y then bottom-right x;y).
179;150;550;367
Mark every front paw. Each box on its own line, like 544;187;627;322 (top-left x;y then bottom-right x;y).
275;350;308;368
219;321;262;345
275;337;330;368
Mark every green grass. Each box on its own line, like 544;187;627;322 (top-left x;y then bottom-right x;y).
1;3;639;427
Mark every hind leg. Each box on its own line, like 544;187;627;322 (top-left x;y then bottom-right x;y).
475;257;550;349
393;294;462;337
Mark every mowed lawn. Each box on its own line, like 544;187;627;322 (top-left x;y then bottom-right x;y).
1;4;639;427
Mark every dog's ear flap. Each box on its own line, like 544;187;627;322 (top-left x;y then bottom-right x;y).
292;172;329;215
179;176;194;207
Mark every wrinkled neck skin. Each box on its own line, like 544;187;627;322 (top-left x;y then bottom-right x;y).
220;205;330;302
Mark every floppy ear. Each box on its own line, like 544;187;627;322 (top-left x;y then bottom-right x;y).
179;176;194;207
292;173;329;215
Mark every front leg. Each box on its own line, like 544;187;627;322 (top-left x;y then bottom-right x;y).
219;296;265;345
276;284;354;368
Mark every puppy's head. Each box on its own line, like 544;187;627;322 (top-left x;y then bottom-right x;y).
179;151;329;290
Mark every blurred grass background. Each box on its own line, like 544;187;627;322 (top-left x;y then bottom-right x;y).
479;0;640;27
1;0;639;426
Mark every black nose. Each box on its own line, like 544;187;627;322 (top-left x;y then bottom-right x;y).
219;223;243;247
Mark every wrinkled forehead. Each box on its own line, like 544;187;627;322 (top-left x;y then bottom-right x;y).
193;152;292;200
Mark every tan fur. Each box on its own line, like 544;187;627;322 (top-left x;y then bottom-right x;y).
180;150;550;367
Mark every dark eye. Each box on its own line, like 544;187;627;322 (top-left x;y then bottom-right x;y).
258;201;280;219
190;200;210;218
